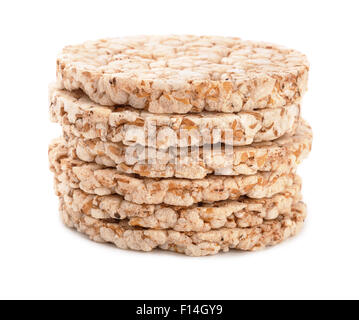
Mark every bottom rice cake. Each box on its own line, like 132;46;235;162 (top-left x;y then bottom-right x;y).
55;175;302;232
60;200;307;257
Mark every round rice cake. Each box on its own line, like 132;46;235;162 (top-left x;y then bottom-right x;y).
60;199;307;256
56;35;308;114
62;119;312;179
55;175;302;232
49;140;298;206
50;86;300;149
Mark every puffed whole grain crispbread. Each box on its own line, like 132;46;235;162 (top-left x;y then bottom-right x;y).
54;175;302;231
56;35;308;114
60;200;307;256
49;140;299;206
62;119;311;179
50;87;300;149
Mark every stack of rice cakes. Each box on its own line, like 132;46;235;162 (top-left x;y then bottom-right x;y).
49;35;312;256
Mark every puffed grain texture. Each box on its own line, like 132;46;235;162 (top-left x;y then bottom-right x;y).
55;175;302;231
60;200;307;256
49;140;298;206
50;87;300;149
56;35;309;114
63;119;312;179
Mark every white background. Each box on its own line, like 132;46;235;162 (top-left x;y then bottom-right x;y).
0;0;358;300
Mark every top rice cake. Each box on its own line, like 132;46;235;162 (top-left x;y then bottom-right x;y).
56;35;309;114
